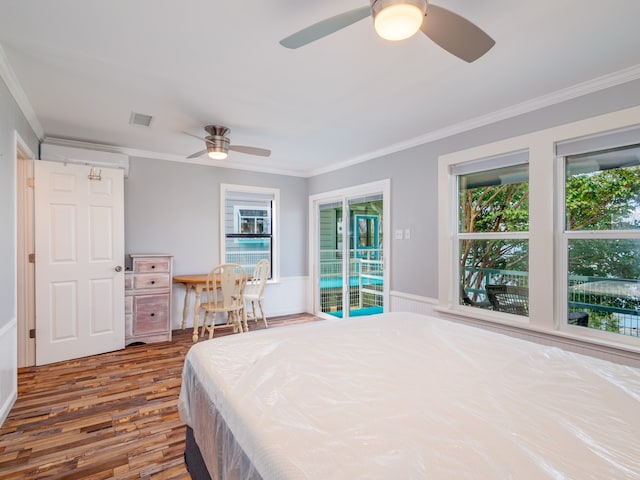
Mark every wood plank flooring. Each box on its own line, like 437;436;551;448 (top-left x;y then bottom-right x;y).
0;313;322;479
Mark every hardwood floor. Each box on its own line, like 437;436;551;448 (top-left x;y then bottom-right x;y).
0;314;322;479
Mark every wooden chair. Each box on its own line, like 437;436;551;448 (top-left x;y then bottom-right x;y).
485;284;529;315
243;259;270;328
199;264;247;339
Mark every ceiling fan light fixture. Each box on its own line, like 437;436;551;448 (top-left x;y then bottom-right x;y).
207;149;228;160
205;132;230;160
372;0;426;41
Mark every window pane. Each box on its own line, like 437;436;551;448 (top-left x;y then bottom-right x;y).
459;239;529;315
568;238;640;337
225;237;271;276
565;144;640;231
458;164;529;233
223;187;276;278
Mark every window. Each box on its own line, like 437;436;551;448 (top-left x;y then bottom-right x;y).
440;109;640;351
221;184;278;279
563;144;640;337
455;153;530;316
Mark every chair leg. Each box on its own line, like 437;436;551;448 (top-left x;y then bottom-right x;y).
242;308;249;332
242;304;248;332
251;301;257;323
207;313;215;339
258;300;267;328
231;311;237;333
200;311;209;339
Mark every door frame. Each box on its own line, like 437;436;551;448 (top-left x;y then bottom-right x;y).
308;179;390;318
16;132;36;368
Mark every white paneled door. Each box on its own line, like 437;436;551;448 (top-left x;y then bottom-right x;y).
34;160;125;365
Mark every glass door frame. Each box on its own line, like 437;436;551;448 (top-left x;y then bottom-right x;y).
309;179;390;319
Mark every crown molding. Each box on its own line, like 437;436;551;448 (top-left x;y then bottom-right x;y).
0;44;44;139
309;63;640;177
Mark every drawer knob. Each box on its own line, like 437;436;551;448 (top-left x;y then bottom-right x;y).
150;313;155;317
150;280;156;285
151;265;156;269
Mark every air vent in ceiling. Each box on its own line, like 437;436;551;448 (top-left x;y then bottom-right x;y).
129;111;153;127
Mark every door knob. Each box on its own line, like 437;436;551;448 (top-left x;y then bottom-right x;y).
114;265;123;272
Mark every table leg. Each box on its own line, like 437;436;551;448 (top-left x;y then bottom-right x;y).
192;285;203;343
181;284;193;330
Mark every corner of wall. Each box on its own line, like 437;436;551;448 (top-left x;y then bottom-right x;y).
0;318;18;426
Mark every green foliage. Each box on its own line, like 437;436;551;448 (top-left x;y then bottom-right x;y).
459;182;529;294
460;183;529;233
584;310;621;333
566;167;640;230
566;165;640;279
460;164;640;297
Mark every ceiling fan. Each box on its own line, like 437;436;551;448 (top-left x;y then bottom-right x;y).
279;0;495;63
184;125;271;160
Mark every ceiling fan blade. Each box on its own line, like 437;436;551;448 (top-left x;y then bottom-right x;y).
186;149;206;159
183;131;206;141
421;4;495;63
280;6;371;49
229;145;271;157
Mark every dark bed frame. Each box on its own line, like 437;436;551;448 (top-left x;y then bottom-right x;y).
184;426;212;480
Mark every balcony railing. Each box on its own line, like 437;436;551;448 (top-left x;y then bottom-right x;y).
319;249;383;314
462;267;639;337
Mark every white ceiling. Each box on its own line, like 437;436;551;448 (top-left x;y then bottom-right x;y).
1;0;640;177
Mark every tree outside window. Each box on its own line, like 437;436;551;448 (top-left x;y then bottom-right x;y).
565;144;640;336
458;161;529;313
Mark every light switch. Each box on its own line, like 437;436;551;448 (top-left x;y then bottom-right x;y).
395;229;403;240
404;229;411;240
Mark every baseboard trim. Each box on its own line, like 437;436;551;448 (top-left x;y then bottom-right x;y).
0;318;18;426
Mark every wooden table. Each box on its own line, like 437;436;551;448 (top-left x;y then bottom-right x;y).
173;274;209;342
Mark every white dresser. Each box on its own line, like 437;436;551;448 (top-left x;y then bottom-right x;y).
124;254;173;345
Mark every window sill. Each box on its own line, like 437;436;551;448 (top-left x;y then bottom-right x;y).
434;305;640;366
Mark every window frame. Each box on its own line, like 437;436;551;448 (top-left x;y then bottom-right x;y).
556;144;640;342
454;153;530;319
220;184;279;282
437;105;640;352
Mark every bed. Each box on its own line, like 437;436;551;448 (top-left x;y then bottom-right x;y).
178;312;640;479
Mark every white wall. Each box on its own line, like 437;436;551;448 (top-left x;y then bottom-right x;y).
0;73;39;425
124;156;310;329
308;77;640;299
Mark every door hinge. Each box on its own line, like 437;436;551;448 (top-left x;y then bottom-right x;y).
28;253;35;263
27;177;35;188
29;328;36;339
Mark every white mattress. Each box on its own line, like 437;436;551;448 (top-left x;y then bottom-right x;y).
178;312;640;479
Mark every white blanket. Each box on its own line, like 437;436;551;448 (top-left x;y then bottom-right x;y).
178;312;640;479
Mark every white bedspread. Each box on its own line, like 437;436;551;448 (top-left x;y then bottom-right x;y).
178;312;640;479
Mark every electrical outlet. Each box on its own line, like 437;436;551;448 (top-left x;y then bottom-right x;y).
404;229;411;240
395;229;403;240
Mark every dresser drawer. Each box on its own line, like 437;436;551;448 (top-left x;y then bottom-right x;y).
133;294;170;335
124;272;133;290
133;273;170;290
133;257;171;274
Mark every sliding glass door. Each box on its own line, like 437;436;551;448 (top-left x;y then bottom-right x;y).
318;201;345;316
312;181;388;319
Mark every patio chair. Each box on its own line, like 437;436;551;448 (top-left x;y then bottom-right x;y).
485;284;529;316
460;285;492;309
